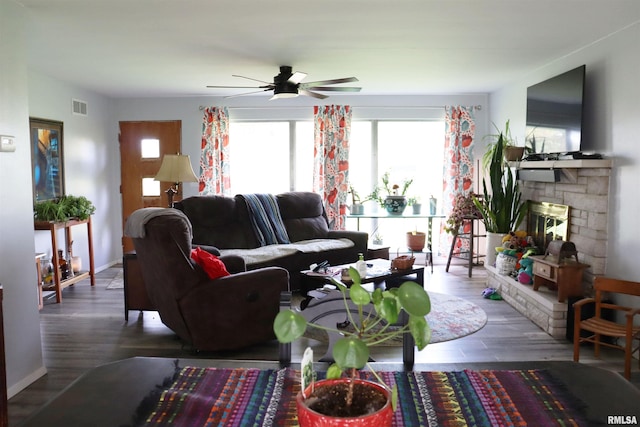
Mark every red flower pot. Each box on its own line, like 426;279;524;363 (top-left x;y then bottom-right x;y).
296;378;392;427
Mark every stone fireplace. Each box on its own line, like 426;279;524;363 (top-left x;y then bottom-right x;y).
486;160;612;338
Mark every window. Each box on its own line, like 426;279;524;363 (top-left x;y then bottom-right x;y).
228;119;445;250
229;122;314;194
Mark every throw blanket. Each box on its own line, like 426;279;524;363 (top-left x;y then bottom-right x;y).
140;367;586;426
240;194;290;246
124;208;192;239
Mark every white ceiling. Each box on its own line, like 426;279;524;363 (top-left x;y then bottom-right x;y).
17;0;640;99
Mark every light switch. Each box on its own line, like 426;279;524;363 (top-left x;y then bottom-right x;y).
0;135;16;152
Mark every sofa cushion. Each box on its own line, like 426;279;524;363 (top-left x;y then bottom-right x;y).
176;195;257;249
219;238;353;266
276;192;330;241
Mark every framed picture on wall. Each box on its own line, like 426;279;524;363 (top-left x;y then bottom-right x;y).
30;118;65;203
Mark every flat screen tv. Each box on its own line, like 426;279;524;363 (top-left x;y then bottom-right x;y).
525;65;586;157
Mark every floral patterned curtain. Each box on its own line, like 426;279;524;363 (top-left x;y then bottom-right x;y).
199;107;230;195
441;106;476;255
313;105;352;230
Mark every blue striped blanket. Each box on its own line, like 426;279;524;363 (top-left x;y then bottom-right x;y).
241;194;290;246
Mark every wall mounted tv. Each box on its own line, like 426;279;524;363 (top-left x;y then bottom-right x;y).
525;65;586;156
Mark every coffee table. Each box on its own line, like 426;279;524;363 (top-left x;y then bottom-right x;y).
298;258;425;368
19;357;640;427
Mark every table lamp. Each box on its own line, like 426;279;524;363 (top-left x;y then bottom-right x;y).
154;154;198;207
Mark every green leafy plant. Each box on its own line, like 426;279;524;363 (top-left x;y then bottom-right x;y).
274;267;431;411
367;172;414;207
473;134;527;233
34;195;96;221
482;120;518;170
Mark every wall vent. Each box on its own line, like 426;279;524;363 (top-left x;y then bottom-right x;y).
72;98;88;116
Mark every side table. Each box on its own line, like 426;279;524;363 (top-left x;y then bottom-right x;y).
123;252;156;320
530;255;590;302
34;218;95;303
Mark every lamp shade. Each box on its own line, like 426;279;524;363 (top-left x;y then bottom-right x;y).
154;154;198;183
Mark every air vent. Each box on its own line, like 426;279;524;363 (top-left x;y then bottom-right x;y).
72;98;88;116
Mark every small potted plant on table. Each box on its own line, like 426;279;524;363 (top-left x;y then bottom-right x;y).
274;268;431;426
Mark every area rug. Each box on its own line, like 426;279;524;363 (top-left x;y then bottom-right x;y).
302;291;487;345
139;367;586;426
106;270;124;290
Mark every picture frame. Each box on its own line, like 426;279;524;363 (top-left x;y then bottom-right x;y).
30;118;65;202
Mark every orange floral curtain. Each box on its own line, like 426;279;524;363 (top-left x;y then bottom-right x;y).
199;107;230;195
313;105;352;230
441;106;476;255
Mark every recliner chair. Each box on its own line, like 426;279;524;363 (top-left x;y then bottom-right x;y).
126;208;290;352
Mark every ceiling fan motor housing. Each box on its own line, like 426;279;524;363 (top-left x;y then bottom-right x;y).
273;66;298;96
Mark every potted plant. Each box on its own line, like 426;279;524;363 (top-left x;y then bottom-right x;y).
34;195;96;222
473;133;527;266
407;197;422;214
444;192;481;235
349;186;365;215
367;172;413;215
482;120;524;169
274;267;431;426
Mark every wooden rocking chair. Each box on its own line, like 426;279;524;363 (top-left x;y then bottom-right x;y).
573;276;640;379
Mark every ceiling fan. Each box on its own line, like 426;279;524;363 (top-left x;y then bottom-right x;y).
207;65;361;100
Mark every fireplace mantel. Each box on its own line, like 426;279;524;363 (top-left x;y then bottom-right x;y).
509;159;612;169
510;159;612;182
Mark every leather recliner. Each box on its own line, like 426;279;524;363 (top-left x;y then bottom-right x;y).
126;208;290;352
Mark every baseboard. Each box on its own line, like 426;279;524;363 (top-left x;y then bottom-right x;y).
8;365;48;399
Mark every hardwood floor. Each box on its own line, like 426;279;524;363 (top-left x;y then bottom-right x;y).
8;256;639;425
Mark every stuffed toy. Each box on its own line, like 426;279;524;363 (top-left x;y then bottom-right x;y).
517;255;535;284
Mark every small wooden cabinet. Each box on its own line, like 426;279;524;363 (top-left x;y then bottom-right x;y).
530;255;590;302
123;252;156;320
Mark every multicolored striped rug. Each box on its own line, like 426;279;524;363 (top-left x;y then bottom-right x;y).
140;367;586;426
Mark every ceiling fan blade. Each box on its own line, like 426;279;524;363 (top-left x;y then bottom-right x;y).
207;85;264;89
305;86;361;92
287;71;307;85
224;88;272;98
231;74;272;85
299;89;328;99
300;77;359;88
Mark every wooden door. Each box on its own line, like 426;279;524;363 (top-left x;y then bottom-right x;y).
120;121;182;253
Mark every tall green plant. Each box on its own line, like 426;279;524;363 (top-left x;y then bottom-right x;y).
473;134;527;233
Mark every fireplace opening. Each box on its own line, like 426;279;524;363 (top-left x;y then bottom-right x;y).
526;201;570;251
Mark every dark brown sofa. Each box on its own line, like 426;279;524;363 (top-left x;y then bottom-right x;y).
174;191;368;291
126;208;290;351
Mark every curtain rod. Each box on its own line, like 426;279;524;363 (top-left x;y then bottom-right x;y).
199;105;482;111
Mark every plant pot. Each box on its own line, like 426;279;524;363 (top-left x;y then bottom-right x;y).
296;378;393;427
350;203;364;215
406;231;426;251
486;232;507;267
411;203;422;214
383;195;407;215
504;146;525;161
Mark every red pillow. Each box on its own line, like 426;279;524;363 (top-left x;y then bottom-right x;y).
190;247;230;280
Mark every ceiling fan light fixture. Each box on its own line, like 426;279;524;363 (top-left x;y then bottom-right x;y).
271;92;298;99
271;81;299;99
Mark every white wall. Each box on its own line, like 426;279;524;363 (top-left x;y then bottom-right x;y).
0;0;46;397
28;72;120;272
489;22;640;283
